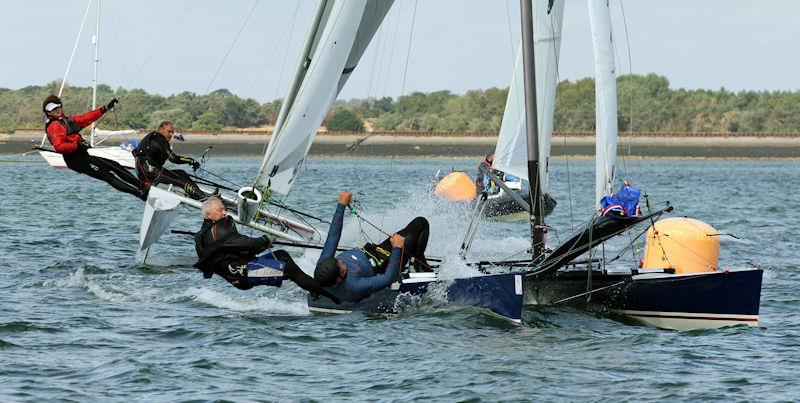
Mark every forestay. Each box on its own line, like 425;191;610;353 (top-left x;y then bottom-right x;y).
493;0;564;195
256;0;394;196
588;0;618;205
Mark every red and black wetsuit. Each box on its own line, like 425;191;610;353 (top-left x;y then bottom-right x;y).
45;107;146;199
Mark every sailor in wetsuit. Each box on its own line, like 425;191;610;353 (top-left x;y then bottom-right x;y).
42;95;147;200
133;121;209;199
194;197;340;303
313;191;431;303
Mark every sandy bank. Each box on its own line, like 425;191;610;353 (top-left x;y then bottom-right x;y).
2;131;799;159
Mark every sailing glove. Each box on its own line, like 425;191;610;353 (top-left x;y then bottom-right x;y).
190;159;201;170
78;140;91;151
106;98;119;110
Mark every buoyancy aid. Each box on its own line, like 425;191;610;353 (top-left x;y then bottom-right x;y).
44;117;82;144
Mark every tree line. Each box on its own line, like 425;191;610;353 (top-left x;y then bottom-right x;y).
2;74;798;134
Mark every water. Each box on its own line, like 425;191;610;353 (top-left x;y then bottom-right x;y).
1;155;798;400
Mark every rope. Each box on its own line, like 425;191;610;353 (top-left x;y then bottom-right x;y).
552;280;627;305
196;167;244;189
346;202;435;271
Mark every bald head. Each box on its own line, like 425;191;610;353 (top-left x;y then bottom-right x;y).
201;197;226;221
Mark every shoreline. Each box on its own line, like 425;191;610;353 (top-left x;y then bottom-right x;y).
2;131;799;159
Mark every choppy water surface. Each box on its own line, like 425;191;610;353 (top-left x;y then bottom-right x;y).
1;155;798;400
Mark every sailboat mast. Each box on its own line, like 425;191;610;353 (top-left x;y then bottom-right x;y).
90;0;101;146
519;0;546;259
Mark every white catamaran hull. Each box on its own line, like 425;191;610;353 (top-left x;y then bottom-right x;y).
38;147;135;169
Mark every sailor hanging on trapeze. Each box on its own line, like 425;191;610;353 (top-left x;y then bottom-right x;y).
42;95;149;200
133;121;215;200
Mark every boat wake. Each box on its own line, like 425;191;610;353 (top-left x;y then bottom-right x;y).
184;288;308;315
43;268;311;316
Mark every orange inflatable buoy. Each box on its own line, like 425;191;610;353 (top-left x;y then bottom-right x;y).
434;172;477;201
641;217;719;274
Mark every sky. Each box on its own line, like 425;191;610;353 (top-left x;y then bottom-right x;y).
2;0;798;103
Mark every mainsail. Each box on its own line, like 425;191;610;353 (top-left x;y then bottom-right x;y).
493;0;564;195
256;0;394;196
588;0;618;205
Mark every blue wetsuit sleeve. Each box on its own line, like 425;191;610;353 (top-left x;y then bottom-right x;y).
319;203;346;261
349;248;402;296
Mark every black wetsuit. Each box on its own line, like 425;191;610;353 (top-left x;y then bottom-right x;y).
194;216;340;303
133;131;205;199
368;217;431;273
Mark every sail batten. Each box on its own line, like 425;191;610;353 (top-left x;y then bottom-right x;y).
494;0;564;194
256;0;393;196
588;0;618;206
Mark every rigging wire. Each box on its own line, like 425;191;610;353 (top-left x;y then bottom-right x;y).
273;0;301;103
379;0;417;232
618;0;637;182
245;1;301;98
59;0;94;97
204;0;260;95
504;0;516;64
256;0;302;178
105;2;130;88
380;2;404;96
364;5;384;100
129;0;196;87
399;0;418;99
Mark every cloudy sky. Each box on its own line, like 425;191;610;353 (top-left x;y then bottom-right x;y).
2;0;797;102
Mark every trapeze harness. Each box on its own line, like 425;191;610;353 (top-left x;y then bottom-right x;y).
361;243;393;274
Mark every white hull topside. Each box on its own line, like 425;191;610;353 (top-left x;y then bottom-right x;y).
39;147;135;169
613;310;759;331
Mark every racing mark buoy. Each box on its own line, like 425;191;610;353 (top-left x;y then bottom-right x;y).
434;172;477;201
641;217;719;274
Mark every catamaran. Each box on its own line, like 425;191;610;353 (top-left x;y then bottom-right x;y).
456;0;763;331
37;0;138;169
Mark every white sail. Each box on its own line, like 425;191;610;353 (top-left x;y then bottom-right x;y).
494;0;564;194
256;0;394;195
588;0;618;205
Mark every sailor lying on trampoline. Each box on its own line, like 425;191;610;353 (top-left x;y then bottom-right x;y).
193;197;340;304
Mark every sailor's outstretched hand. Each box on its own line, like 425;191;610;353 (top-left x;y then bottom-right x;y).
389;233;405;248
338;191;352;205
106;98;119;110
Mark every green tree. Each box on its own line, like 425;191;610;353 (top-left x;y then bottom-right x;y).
147;108;192;130
326;110;363;131
191;111;223;130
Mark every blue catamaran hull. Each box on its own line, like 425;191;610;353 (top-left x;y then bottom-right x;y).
308;272;525;324
526;268;763;330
